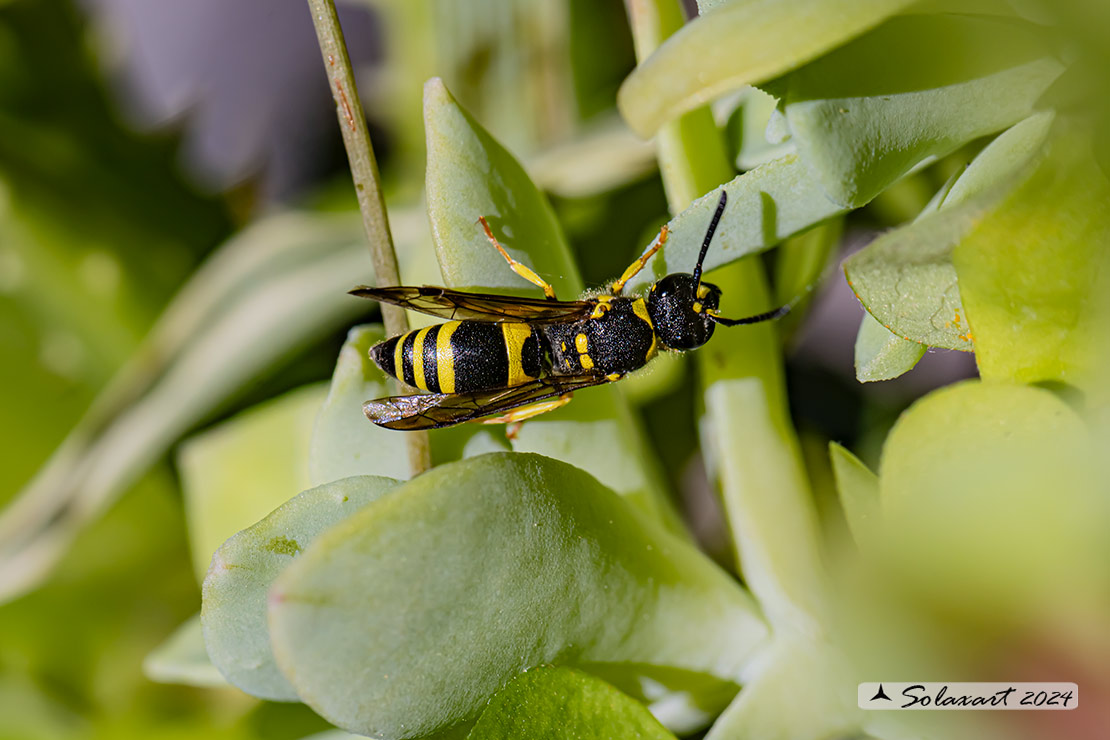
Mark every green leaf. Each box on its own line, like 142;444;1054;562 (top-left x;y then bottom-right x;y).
466;666;677;740
142;614;229;689
936;111;1054;211
727;87;796;171
424;77;582;297
843;203;977;350
704;639;860;740
202;475;400;702
878;380;1104;619
843;110;1058;354
703;379;825;631
268;453;768;738
853;311;925;382
621;154;846;294
309;325;410;485
827;442;880;548
780;14;1063;207
618;0;915;137
179;385;327;581
953;122;1110;396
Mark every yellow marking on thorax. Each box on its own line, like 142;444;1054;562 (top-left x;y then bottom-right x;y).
575;333;588;352
410;326;433;391
631;298;658;360
590;295;613;319
580;353;595;370
436;321;461;394
501;322;535;387
692;301;703;313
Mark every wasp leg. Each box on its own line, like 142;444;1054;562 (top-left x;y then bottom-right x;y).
611;224;669;295
478;216;558;300
480;392;574;438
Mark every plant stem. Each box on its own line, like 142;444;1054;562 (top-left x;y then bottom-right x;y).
306;0;431;476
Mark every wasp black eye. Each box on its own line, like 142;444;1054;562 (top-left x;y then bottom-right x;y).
646;274;721;350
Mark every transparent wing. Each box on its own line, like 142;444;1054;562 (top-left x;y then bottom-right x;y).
350;286;594;323
362;374;613;431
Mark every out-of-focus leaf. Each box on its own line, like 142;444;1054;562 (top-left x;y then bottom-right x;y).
466;665;677;740
203;475;400;702
308;325;410;485
622;154;846;294
0;208;394;604
780;14;1063;207
424;78;582;297
703;379;825;632
143;614;228;689
705;639;860;740
853;311;925;382
954;123;1110;397
827;442;879;548
879;381;1104;619
269;453;768;738
179;384;326;581
528;116;656;198
618;0;916;137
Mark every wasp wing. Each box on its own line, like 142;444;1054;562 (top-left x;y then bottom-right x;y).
363;374;613;431
350;286;594;323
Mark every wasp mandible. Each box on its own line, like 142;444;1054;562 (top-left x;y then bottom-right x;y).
350;191;789;430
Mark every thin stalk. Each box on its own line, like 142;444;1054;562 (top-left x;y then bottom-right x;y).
306;0;430;476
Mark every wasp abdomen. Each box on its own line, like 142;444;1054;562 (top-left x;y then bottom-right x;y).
370;321;545;394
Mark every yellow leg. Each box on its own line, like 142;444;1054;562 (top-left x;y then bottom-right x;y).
480;393;574;435
478;217;557;300
611;224;668;295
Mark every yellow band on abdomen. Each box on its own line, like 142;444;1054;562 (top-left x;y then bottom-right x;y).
410;326;433;391
436;321;460;394
502;323;535;387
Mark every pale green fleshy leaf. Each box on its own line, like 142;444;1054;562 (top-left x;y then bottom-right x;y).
202;475;400;701
424;77;582;297
142;613;228;689
622;154;846;294
466;666;677;740
843;203;977;351
179;384;327;581
705;639;861;740
309;325;410;485
619;0;916;137
844;110;1058;357
780;14;1063;207
853;311;926;382
879;380;1104;620
953;122;1110;398
268;453;769;738
827;442;880;549
704;379;826;632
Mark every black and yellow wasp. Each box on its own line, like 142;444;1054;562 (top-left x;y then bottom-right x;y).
350;191;788;431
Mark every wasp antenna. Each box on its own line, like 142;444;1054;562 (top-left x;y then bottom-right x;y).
707;304;791;326
692;190;728;286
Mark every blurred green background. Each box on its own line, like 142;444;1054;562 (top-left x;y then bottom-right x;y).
2;0;1108;738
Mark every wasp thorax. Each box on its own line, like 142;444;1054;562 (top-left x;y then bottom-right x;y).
646;274;721;350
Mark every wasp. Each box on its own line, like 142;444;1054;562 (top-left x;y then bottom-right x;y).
350;191;788;431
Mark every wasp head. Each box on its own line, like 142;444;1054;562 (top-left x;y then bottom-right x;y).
646;273;722;350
